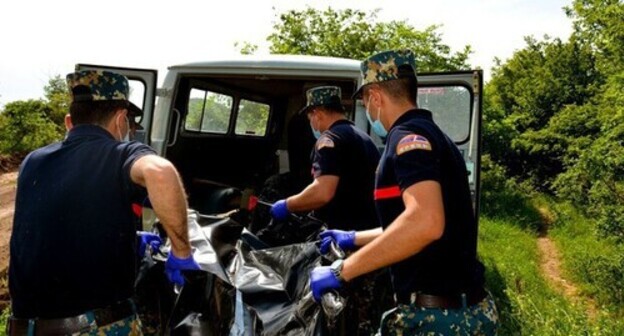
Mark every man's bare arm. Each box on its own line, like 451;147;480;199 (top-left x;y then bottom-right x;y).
354;227;384;246
286;175;339;212
130;155;191;258
340;180;445;281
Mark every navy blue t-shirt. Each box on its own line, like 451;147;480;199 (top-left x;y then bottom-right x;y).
9;125;156;318
374;109;484;297
311;119;380;231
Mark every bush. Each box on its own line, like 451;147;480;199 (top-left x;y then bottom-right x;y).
596;205;624;243
0;99;62;156
480;156;543;233
576;254;624;308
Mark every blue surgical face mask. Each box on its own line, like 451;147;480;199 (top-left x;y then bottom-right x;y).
309;112;322;139
310;124;322;139
365;96;387;138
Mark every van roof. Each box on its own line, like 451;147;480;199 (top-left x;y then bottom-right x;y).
169;54;361;72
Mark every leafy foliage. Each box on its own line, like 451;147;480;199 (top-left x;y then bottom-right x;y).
479;3;624;328
480;155;542;232
235;99;270;136
567;0;624;74
0;306;9;335
263;7;472;71
483;0;624;247
0;100;62;155
185;92;270;137
0;76;68;156
484;36;600;191
43;74;70;128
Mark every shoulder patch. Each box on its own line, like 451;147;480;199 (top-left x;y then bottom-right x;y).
396;134;431;155
316;136;335;150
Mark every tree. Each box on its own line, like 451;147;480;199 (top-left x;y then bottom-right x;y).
566;0;624;74
244;7;472;72
483;35;600;190
0;100;62;155
555;1;624;241
234;42;258;55
236;99;269;136
43;75;70;130
483;0;624;244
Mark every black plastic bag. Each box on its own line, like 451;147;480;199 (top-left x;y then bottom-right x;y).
136;210;344;335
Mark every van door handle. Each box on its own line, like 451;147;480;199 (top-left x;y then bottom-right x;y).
167;108;181;147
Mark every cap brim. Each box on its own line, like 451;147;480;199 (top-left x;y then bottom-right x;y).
352;84;365;99
128;102;144;130
128;102;143;117
133;121;144;130
298;105;314;115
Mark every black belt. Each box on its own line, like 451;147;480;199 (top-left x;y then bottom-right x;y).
8;299;136;336
396;288;487;309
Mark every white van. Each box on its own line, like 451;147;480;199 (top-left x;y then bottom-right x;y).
78;55;483;221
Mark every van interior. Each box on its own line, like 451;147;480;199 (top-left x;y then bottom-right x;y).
164;75;359;218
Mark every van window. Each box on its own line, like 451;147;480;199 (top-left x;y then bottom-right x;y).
418;86;471;142
235;99;270;136
185;88;233;134
128;79;145;124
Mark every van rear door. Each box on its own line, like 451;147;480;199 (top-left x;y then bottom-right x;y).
75;64;158;145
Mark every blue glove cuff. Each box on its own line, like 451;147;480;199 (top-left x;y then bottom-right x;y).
167;253;201;270
271;199;290;220
310;266;343;302
344;231;356;250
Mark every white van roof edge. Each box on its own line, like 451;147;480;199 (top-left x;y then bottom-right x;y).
169;54;361;72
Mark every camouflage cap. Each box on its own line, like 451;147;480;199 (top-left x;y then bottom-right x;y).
352;49;417;99
299;86;344;114
66;70;142;117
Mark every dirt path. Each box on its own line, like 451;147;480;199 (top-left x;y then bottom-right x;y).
0;171;17;309
536;207;597;319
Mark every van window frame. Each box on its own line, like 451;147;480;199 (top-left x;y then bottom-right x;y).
417;82;474;145
180;78;273;138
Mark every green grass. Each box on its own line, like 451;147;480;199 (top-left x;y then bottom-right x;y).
478;193;624;335
546;199;624;315
0;306;8;335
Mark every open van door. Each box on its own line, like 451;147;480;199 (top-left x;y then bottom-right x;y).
75;64;158;145
356;70;484;219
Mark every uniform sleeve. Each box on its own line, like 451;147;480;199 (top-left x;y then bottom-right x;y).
120;141;158;201
311;133;341;178
391;129;441;191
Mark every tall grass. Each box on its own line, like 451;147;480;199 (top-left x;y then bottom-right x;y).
480;217;600;335
545;199;624;315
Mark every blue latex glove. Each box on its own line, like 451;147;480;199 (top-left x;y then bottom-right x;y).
137;231;162;258
310;266;342;302
319;230;356;254
270;199;290;221
165;252;201;286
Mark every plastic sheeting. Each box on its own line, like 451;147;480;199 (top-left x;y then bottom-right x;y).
138;210;345;335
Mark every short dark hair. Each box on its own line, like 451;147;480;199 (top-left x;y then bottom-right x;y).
322;103;345;114
308;103;345;115
372;77;418;105
69;100;130;126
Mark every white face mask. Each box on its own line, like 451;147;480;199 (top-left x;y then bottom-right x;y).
117;114;130;142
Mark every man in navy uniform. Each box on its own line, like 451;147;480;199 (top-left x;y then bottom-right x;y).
310;50;499;335
8;70;199;335
270;86;387;335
